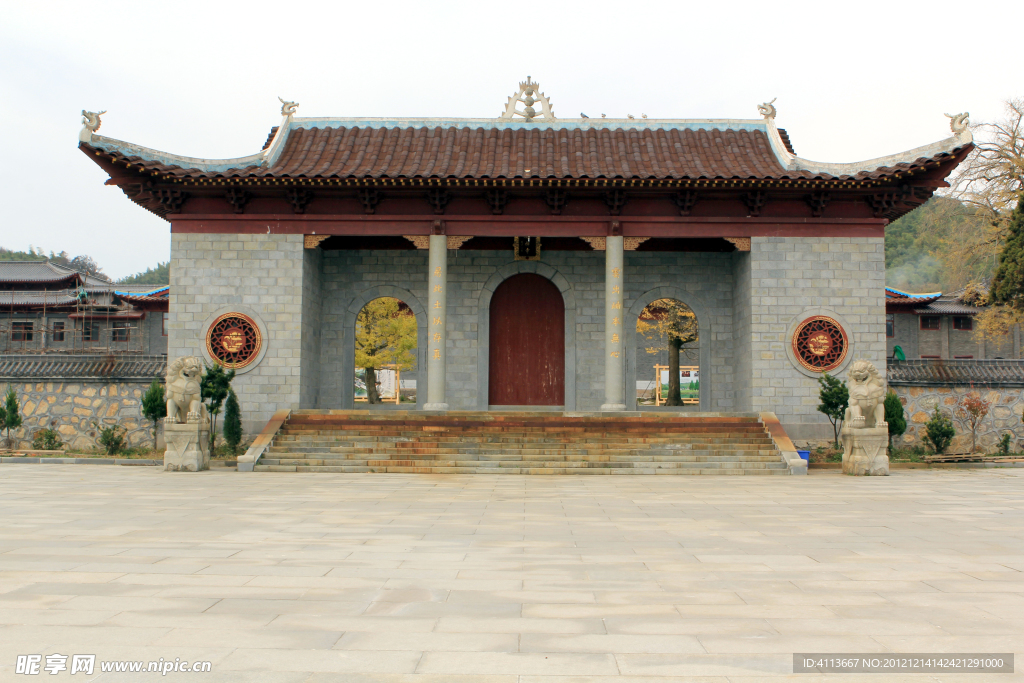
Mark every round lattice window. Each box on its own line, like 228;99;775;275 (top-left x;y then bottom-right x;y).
792;316;848;372
206;313;262;369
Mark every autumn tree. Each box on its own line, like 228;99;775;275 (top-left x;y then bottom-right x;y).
355;298;417;404
955;389;991;453
975;193;1024;340
636;299;698;406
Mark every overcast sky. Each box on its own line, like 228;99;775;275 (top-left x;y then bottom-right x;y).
1;0;1019;279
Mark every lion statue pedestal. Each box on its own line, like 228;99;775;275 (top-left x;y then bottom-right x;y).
840;360;889;476
163;356;210;472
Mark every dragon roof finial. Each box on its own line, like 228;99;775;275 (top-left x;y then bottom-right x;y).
278;97;299;116
79;110;107;142
757;98;777;120
944;111;970;135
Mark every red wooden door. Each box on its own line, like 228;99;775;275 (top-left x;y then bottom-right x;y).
489;273;565;406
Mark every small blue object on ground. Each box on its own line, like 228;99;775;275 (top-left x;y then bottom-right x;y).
797;450;810;461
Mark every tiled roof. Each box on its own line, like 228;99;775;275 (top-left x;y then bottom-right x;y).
0;261;82;285
887;359;1024;387
885;287;942;309
84;126;970;183
0;291;80;307
915;299;981;315
0;354;166;381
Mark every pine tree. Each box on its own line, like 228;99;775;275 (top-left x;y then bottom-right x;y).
2;385;23;448
223;389;242;456
200;363;235;453
989;192;1024;309
884;390;906;449
816;373;849;447
141;380;165;449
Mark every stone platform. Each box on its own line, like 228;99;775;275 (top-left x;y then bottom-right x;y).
253;410;791;475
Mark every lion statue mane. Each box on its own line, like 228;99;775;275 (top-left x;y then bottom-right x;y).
165;356;208;424
844;360;887;429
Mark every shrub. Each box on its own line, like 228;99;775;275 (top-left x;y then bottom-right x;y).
141;380;165;449
31;428;63;451
816;372;848;447
954;389;990;453
999;433;1012;455
924;408;956;454
883;391;906;449
1;385;23;447
223;389;242;456
93;423;127;456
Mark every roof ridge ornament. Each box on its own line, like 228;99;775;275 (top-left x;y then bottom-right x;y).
278;97;299;116
79;109;106;142
757;98;777;120
944;111;972;143
500;76;555;122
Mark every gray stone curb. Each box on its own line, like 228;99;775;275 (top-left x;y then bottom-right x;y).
0;457;161;466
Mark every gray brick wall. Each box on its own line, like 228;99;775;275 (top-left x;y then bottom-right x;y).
169;233;308;433
739;236;886;437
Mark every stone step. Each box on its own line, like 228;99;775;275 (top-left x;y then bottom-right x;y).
260;452;783;465
255;410;786;476
254;464;790;475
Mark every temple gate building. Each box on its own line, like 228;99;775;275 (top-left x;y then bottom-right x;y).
78;81;973;440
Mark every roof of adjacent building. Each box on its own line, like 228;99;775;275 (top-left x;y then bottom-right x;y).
885;286;941;308
888;359;1024;387
885;286;986;315
79;96;974;184
0;261;84;286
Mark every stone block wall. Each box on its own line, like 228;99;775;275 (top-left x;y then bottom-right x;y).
738;236;886;438
892;385;1024;452
169;233;312;433
2;381;158;450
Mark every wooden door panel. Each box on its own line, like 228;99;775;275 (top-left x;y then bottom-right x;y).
488;274;565;405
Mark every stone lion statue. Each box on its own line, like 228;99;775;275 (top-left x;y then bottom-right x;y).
165;356;208;424
844;360;887;429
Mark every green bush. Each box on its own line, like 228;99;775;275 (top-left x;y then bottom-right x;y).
223;389;242;456
923;408;956;454
31;428;63;451
884;391;906;448
998;433;1012;455
93;423;127;456
816;372;849;447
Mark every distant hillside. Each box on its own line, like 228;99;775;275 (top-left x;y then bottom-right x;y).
885;197;995;292
117;262;169;285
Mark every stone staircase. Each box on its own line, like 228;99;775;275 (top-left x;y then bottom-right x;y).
252;411;791;475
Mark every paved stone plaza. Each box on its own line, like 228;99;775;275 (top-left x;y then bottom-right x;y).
1;467;1022;681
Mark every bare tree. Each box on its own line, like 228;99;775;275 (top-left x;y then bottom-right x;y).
947;97;1024;226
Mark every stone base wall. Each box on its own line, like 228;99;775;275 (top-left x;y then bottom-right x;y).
2;381;160;451
892;385;1024;452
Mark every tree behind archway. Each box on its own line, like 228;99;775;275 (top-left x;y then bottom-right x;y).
637;299;698;406
355;298;417;403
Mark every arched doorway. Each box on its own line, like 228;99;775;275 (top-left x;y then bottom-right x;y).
634;298;699;408
353;297;418;406
489;273;565;406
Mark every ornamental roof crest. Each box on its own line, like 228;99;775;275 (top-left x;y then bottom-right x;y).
500;76;555;121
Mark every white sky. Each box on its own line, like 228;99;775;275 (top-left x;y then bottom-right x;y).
1;0;1020;279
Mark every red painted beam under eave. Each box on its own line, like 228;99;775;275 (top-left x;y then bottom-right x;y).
170;215;887;238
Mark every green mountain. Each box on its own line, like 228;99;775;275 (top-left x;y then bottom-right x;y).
117;262;170;285
885;196;994;292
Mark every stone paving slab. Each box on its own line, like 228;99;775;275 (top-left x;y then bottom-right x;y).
0;466;1022;681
